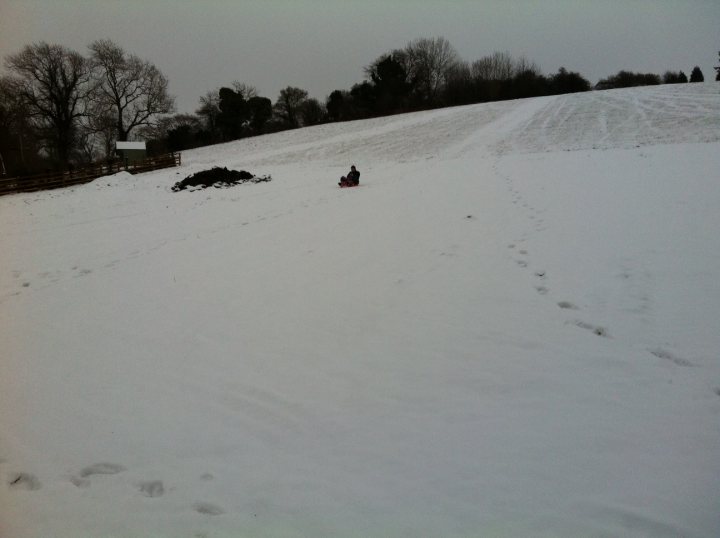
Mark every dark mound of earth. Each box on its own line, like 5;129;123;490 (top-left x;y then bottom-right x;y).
172;167;271;192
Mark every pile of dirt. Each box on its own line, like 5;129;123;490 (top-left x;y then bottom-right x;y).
172;167;271;192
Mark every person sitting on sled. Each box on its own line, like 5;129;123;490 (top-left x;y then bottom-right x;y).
339;165;360;187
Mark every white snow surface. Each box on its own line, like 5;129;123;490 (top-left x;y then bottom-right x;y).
1;83;720;538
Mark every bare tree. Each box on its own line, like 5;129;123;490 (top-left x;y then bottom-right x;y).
444;61;475;105
4;42;92;167
471;51;515;81
402;37;460;103
231;82;258;100
85;110;117;160
89;39;174;142
0;77;36;172
513;56;541;76
274;86;308;128
300;98;325;126
196;90;221;141
76;129;101;164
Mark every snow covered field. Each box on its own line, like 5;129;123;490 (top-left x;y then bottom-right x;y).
1;83;719;538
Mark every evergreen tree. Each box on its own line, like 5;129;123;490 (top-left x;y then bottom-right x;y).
689;66;704;82
325;91;346;121
247;96;272;132
367;54;410;113
217;87;248;140
551;67;591;93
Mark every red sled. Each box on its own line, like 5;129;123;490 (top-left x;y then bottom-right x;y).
338;182;360;188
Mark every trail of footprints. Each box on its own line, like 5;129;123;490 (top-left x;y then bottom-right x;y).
4;199;313;305
509;240;699;369
508;236;700;369
502;170;699;372
2;266;98;305
509;242;606;335
4;461;225;518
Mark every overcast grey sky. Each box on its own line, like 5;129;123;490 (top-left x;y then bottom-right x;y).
1;0;718;113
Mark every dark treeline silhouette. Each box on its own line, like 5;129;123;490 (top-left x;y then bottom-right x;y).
163;39;709;154
594;66;706;90
663;71;689;84
1;37;715;177
164;41;594;153
155;84;274;153
321;45;592;121
596;70;661;89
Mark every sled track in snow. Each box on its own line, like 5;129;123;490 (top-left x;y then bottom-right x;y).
499;83;720;154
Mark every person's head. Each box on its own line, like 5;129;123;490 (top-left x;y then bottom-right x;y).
350;165;356;171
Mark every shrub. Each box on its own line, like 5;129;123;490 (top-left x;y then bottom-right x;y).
596;70;661;90
662;71;688;84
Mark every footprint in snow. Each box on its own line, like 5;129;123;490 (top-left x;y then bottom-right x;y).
648;348;694;367
572;320;609;337
70;476;91;488
8;473;41;491
194;502;225;516
138;480;165;498
79;462;126;478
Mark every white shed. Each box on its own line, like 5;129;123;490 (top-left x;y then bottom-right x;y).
116;141;147;163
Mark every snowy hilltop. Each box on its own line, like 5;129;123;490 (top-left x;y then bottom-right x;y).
1;82;719;538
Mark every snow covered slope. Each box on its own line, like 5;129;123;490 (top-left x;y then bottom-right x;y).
1;83;719;538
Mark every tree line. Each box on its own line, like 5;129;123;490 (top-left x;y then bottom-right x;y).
0;40;174;176
1;37;716;177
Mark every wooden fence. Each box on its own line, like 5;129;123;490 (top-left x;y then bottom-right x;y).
0;152;181;196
